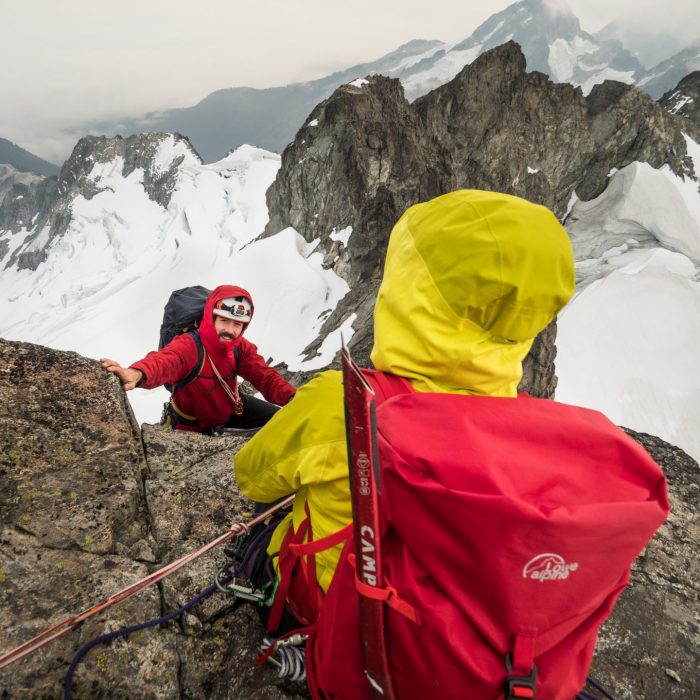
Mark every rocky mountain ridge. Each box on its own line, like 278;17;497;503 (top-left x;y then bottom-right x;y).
399;0;644;99
0;137;59;177
660;70;700;142
2;42;697;401
1;132;199;272
264;42;696;382
0;337;697;698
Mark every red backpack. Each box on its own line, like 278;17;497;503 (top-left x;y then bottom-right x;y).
273;364;669;699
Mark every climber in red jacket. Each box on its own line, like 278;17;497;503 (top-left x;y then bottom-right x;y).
100;285;296;432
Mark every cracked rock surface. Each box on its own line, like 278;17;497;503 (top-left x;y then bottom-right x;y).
590;429;699;699
0;338;306;699
0;337;697;698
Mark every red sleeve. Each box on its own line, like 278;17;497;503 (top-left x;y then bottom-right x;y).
130;334;199;390
236;338;296;406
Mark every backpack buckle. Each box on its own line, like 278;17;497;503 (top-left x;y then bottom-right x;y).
505;653;537;699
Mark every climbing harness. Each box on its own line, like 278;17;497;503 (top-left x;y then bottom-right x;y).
0;495;294;671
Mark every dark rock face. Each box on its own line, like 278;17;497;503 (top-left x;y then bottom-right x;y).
660;71;700;142
265;76;448;281
581;80;692;201
417;43;690;214
0;175;56;236
6;133;200;272
0;166;56;266
415;43;590;215
591;430;699;699
0;339;306;699
1;339;697;698
267;42;694;395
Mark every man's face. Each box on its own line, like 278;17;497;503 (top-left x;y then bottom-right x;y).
214;315;246;343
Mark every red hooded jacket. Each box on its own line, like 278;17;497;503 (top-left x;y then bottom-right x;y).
131;285;296;430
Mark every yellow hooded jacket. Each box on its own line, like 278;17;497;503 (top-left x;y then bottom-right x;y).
234;190;575;592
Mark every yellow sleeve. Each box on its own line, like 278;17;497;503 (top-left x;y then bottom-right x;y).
234;370;347;503
235;369;355;592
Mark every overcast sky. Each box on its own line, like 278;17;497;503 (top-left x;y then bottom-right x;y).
1;0;699;163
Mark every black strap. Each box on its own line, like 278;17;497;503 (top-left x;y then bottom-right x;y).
171;330;206;393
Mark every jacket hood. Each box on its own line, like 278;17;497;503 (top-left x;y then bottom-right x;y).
370;190;575;397
199;284;254;364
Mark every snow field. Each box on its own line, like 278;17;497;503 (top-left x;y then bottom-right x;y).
557;143;700;464
0;141;354;425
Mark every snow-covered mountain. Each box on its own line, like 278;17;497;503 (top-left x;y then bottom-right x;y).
0;135;352;424
74;0;683;164
0;137;59;177
594;20;686;71
637;41;700;99
393;0;644;100
1;43;699;467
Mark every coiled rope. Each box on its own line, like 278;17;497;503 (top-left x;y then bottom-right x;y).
259;634;308;682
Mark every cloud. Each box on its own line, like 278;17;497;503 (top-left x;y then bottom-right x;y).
2;0;698;163
573;0;700;40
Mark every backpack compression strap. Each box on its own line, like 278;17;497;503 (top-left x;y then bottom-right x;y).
266;512;353;634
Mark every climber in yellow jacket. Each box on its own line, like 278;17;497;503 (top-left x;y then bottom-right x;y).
234;189;575;599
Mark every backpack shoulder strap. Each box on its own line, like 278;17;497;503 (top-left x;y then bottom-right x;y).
172;330;206;393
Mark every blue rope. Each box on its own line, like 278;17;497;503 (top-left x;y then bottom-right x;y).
576;675;617;700
586;675;617;700
63;581;219;700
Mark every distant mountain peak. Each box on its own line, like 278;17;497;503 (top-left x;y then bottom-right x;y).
487;0;581;38
0;137;60;177
517;0;575;16
58;0;693;165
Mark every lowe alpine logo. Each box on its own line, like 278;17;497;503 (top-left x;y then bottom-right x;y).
523;553;579;582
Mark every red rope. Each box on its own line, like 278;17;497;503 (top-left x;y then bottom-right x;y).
0;495;294;670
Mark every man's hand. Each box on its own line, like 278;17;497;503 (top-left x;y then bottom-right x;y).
100;358;143;391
